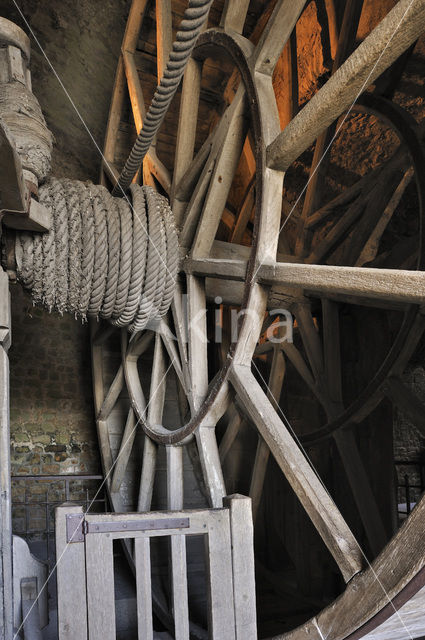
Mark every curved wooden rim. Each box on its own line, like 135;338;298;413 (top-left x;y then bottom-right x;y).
274;493;425;640
126;28;266;445
300;94;425;445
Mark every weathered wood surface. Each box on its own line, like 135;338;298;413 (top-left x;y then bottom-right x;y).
230;364;363;582
0;269;12;640
56;505;88;640
56;499;255;639
185;254;425;305
273;493;425;640
267;0;425;170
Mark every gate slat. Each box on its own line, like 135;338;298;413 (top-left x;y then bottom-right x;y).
206;511;236;639
135;537;153;640
85;534;116;640
171;535;190;640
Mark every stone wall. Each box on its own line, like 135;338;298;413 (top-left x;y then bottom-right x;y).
9;284;101;535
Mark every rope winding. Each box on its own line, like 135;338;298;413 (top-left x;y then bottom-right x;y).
15;178;179;332
112;0;214;196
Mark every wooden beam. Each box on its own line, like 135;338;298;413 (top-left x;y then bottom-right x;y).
230;364;363;582
253;0;307;75
155;0;172;80
220;0;250;34
259;262;425;305
267;0;425;170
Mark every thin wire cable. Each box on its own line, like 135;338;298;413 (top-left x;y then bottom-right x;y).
251;0;419;284
250;358;414;640
10;0;176;290
13;354;176;640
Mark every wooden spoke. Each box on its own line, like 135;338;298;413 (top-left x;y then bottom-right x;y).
280;31;298;128
155;0;172;81
295;0;365;255
230;177;255;244
253;0;307;75
292;302;325;385
356;167;414;267
171;58;202;202
110;408;137;494
258;262;425;305
220;0;250;34
267;0;425;171
230;364;363;582
187;275;208;412
192;87;249;259
157;318;188;395
138;437;157;512
98;365;124;421
249;342;286;520
219;406;243;463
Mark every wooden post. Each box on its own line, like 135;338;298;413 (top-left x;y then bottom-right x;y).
55;505;88;640
224;495;257;640
0;269;12;640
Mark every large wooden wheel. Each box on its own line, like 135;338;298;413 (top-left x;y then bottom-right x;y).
93;1;425;638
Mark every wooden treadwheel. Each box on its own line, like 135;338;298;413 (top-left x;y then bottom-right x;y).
93;1;425;638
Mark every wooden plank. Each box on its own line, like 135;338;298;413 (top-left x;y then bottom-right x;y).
135;537;153;640
196;425;226;508
123;49;145;132
98;365;124;421
258;262;425;305
156;0;173;80
123;0;150;53
249;343;285;520
187;275;208;411
220;0;250;33
253;0;307;75
230;364;363;582
166;445;184;510
192;87;249;258
230;178;255;244
85;533;115;640
356;167;414;267
102;57;126;168
219;408;243;462
170;534;190;640
280;31;299;128
110;409;137;494
171;58;202;202
138;437;157;512
224;495;257;640
267;0;425;170
205;511;236;639
55;505;88;640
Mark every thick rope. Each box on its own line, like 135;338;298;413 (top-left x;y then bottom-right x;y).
112;0;214;196
15;179;179;332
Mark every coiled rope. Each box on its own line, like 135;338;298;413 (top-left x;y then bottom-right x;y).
15;178;179;332
112;0;214;196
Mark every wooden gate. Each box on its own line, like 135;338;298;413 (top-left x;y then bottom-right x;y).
55;495;256;640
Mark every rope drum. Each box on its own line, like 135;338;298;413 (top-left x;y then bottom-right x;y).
14;178;179;332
